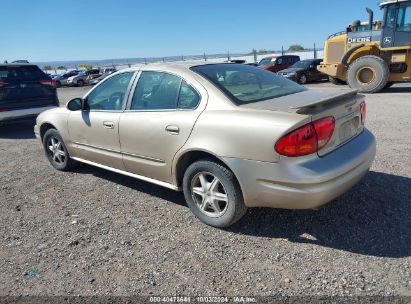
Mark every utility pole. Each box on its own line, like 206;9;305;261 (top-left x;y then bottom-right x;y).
204;52;207;61
253;49;257;64
314;43;317;59
281;46;284;56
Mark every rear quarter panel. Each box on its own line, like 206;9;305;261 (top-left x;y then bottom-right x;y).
175;108;310;165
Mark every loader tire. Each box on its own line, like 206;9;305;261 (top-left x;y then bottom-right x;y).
347;56;389;93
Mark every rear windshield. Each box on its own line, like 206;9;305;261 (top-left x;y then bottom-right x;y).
0;65;47;81
191;64;305;105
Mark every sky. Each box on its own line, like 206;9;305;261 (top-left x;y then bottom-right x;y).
2;0;384;62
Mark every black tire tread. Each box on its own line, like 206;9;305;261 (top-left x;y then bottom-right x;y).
43;128;77;171
347;55;389;93
182;159;247;228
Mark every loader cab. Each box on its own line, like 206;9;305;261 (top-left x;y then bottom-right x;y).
380;0;411;48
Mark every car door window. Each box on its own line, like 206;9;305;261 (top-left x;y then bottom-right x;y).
85;72;134;111
277;58;285;65
178;81;200;109
131;71;181;110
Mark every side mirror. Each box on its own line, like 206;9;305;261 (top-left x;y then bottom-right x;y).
66;98;83;111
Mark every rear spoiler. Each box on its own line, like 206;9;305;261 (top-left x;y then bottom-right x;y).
290;90;358;110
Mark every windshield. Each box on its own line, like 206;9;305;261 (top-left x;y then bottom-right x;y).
191;64;305;105
290;60;312;69
258;58;273;66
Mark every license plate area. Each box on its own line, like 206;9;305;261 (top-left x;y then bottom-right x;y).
339;116;360;144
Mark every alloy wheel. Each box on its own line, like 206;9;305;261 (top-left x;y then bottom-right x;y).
47;137;66;164
191;172;229;218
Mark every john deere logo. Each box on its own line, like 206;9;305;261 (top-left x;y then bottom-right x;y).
384;37;392;44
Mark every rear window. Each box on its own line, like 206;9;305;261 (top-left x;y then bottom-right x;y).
191;64;305;105
0;65;47;81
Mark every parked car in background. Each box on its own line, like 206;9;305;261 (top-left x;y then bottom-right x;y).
258;55;300;73
278;59;328;84
67;69;100;86
11;60;30;64
86;69;102;80
100;67;116;74
35;63;375;228
0;64;58;122
52;70;80;87
89;68;117;85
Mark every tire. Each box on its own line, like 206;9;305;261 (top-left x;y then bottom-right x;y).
384;82;395;90
77;79;84;87
182;159;247;228
329;76;346;85
43;129;77;171
298;73;308;84
347;55;389;93
56;81;61;88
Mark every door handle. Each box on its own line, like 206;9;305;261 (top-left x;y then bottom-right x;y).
103;121;115;129
165;125;180;135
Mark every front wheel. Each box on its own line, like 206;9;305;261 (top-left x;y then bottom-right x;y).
43;129;77;171
347;55;389;93
182;160;247;228
77;79;85;87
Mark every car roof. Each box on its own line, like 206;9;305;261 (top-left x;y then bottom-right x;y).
122;62;240;73
0;63;38;67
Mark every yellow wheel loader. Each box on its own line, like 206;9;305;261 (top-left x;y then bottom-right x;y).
318;0;411;93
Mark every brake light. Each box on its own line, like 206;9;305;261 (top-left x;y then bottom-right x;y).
360;101;366;124
275;116;335;157
313;117;335;149
0;81;4;87
39;79;57;88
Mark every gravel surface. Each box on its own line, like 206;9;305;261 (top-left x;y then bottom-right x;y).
0;82;410;298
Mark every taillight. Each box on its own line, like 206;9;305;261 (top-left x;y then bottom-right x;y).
313;116;335;149
360;101;366;125
275;116;335;157
39;79;56;88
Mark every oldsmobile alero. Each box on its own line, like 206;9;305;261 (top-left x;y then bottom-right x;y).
34;63;376;227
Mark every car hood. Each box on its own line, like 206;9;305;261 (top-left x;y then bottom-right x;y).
239;89;357;113
279;67;305;73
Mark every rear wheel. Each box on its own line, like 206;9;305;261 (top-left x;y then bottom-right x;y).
182;159;247;228
298;73;308;84
347;55;389;93
43;129;77;171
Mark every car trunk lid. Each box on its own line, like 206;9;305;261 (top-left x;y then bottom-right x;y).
240;89;365;156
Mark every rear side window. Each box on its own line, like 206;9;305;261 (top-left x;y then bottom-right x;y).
0;66;46;81
191;64;305;105
178;81;200;109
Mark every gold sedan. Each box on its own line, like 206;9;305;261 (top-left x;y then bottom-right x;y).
34;63;376;227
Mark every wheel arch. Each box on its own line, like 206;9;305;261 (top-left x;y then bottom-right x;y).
39;122;58;142
173;149;243;192
344;44;383;65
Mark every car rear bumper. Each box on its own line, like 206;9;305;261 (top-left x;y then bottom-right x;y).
0;106;57;122
223;129;376;209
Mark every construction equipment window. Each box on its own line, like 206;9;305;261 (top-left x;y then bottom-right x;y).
397;4;411;32
385;5;397;28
